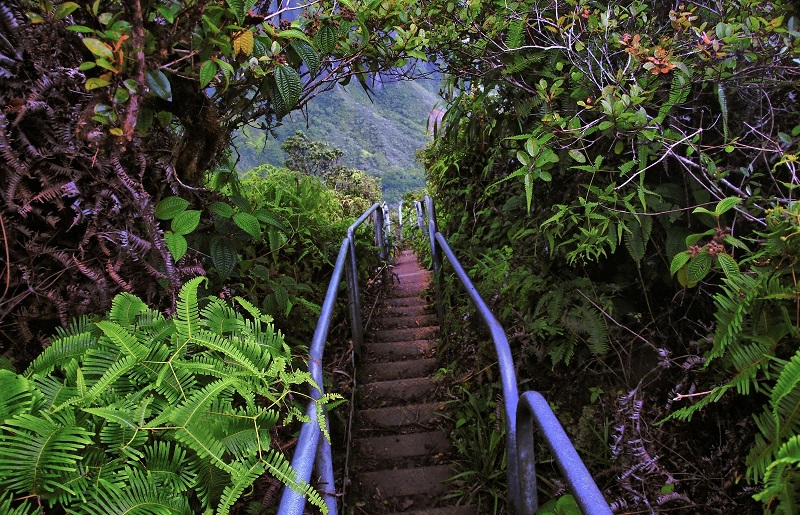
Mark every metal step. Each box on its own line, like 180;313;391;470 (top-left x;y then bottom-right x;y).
361;358;439;382
355;430;450;461
358;465;453;498
358;402;444;429
363;339;437;362
358;376;439;407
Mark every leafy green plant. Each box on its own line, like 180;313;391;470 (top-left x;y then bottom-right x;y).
0;277;333;513
442;383;507;513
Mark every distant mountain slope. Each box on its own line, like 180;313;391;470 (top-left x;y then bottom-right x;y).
233;76;441;204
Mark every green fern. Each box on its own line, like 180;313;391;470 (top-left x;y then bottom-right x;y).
0;280;332;513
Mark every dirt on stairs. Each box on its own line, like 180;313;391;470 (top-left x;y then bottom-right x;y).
346;250;475;515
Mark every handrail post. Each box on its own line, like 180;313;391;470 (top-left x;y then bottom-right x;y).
424;196;444;326
517;392;612;515
374;205;388;261
345;230;364;359
414;201;425;232
398;200;403;244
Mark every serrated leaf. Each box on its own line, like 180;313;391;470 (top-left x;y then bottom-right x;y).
83;38;114;60
210;202;234;218
290;40;320;75
716;253;740;278
315;24;337;54
171;210;201;235
155;196;190;220
715;196;741;216
233;212;261;238
687;252;712;284
54;2;80;20
274;65;301;112
147;69;172;100
670;252;691;276
199;60;218;88
211;238;238;278
165;231;188;261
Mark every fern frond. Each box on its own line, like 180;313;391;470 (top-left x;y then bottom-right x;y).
193;330;260;376
201;297;244;335
194;456;229;510
662;384;733;422
727;335;776;395
0;491;38;514
34;376;78;411
96;320;149;359
76;467;190;515
175;277;205;341
26;330;99;378
169;379;237;472
0;412;93;496
108;293;147;328
711;274;764;360
0;370;36;423
85;355;139;402
261;449;327;512
143;441;196;492
216;459;268;515
754;434;800;509
153;362;198;404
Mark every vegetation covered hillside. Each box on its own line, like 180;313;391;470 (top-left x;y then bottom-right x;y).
234;76;439;203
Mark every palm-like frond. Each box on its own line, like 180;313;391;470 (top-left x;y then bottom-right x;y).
0;370;35;422
174;277;204;340
75;467;190;515
0;412;92;496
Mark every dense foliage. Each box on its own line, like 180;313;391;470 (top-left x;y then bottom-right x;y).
414;0;800;511
0;278;335;513
0;0;423;360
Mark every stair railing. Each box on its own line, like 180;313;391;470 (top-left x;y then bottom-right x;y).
277;202;388;515
419;195;612;515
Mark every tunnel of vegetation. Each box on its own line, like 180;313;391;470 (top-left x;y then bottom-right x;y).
1;0;800;512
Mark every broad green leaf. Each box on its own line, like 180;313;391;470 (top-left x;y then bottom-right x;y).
165;231;188;261
85;77;110;90
155;196;189;220
315;25;337;54
687;252;712;284
54;2;80;20
199;60;218;88
211;238;238;278
274;65;301;112
670;252;691;276
83;38;114;60
278;29;312;44
715;197;741;215
171;210;201;235
716;253;740;278
210;202;234;218
233;212;261;238
290;40;320;76
147;69;172;100
67;24;95;33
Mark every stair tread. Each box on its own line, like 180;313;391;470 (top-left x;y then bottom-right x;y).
375;313;439;329
368;326;439;342
359;465;453;498
361;358;439;382
358;376;439;406
355;430;450;460
364;340;437;362
388;507;478;515
359;402;444;428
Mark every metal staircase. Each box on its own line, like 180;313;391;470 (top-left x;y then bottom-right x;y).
277;199;612;515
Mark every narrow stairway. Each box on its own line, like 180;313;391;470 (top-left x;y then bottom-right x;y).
348;250;475;515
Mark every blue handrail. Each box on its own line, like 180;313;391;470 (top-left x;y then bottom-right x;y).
277;202;387;515
419;195;611;515
278;197;610;514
